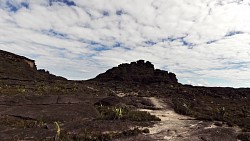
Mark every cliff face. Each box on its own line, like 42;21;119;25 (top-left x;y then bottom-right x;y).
94;60;178;85
0;50;66;81
0;50;36;69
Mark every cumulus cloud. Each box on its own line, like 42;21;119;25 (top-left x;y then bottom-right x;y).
1;0;250;87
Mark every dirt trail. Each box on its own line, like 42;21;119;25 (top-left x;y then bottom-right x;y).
140;97;241;141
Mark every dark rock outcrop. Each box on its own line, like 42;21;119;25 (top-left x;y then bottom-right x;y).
93;60;178;85
0;50;66;82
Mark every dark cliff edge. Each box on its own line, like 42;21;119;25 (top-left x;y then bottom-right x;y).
0;50;66;82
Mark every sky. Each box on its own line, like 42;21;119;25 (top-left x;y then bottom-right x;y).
1;0;250;88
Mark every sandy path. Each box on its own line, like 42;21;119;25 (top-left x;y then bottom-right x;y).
140;97;240;141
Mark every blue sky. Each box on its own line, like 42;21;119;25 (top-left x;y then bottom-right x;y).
1;0;250;87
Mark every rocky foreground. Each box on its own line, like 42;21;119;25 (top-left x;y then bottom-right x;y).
0;50;250;141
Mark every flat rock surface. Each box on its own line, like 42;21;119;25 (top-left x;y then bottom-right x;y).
0;94;154;140
0;95;101;140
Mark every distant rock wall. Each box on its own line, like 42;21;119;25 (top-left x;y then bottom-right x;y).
0;50;36;69
0;50;66;82
94;60;178;85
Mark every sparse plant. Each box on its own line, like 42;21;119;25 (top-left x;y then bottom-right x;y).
96;105;160;121
215;107;226;120
54;121;61;141
237;133;250;141
0;115;46;129
183;103;191;114
241;106;248;118
113;107;124;119
17;87;26;93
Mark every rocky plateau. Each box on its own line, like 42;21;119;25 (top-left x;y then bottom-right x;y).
0;49;249;141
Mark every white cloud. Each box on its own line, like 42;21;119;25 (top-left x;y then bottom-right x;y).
1;0;250;87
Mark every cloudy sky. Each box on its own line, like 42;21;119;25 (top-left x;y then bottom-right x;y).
1;0;250;87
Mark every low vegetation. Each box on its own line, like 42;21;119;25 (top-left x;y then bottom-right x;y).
0;115;46;129
57;127;149;141
171;87;250;132
96;105;161;121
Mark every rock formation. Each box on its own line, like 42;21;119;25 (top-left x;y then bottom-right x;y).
0;50;66;82
0;50;36;69
93;60;178;85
